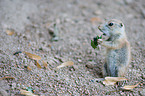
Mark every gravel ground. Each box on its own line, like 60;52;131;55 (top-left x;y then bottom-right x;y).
0;0;145;96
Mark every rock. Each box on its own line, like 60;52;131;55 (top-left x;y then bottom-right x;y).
78;59;82;62
124;0;134;4
93;10;102;15
141;74;145;79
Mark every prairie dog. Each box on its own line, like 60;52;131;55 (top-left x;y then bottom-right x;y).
98;19;131;77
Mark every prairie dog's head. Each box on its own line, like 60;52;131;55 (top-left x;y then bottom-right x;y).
98;19;125;37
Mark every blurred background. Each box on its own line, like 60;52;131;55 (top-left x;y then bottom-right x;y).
0;0;145;95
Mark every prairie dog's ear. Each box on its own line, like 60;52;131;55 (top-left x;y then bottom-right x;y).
120;23;123;28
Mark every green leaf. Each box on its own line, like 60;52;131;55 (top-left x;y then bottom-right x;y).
91;40;97;49
96;36;99;39
99;35;102;39
91;35;102;50
94;39;98;46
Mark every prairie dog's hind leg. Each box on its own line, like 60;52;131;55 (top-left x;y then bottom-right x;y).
102;62;108;77
118;65;128;77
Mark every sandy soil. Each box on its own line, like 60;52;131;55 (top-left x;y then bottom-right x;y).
0;0;145;96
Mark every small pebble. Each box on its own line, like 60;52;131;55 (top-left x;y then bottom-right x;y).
142;74;145;79
91;80;94;82
140;89;145;96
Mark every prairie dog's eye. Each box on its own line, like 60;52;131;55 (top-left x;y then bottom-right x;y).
108;23;113;26
120;23;123;27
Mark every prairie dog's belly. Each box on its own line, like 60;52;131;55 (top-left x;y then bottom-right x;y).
106;45;128;66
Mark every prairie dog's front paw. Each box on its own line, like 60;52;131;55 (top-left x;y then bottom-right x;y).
97;39;103;44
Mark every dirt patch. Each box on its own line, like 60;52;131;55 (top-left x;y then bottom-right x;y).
0;0;145;95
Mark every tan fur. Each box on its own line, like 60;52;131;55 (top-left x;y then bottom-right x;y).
98;19;131;77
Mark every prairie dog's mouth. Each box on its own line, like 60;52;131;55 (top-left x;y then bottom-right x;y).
103;33;106;36
98;28;106;36
98;28;109;40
